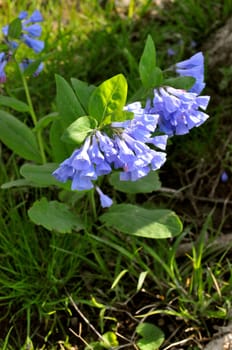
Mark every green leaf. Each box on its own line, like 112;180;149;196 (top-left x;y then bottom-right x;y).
8;18;22;39
164;76;196;90
28;197;84;233
49;119;74;163
33;112;59;132
99;204;182;238
100;331;119;349
136;323;164;350
71;78;96;113
150;67;164;87
137;271;149;292
0;110;41;162
110;110;134;123
109;171;161;194
55;74;85;127
62;116;98;145
139;35;161;88
20;163;64;187
88;74;128;125
1;179;35;189
0;96;30;112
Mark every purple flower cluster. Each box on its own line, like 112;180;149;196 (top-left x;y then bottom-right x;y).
53;51;210;207
146;86;210;136
53;102;167;207
0;10;44;82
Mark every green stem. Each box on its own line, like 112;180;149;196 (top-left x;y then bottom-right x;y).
89;189;97;221
17;62;46;164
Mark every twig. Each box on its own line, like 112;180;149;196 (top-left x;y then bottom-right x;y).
68;293;110;346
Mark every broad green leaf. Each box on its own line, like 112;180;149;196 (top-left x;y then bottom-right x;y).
28;197;84;233
71;78;96;113
20;163;64;187
88;74;127;125
55;74;85;127
0;96;30;112
8;18;22;39
139;35;157;88
164;76;196;90
33;112;59;132
150;66;164;87
99;204;182;238
50;119;75;163
0;110;41;162
136;323;164;350
62;116;98;145
109;171;161;193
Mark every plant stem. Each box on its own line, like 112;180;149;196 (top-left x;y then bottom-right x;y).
17;62;46;164
89;189;97;221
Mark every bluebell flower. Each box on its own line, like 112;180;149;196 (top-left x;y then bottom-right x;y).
53;134;114;192
146;87;210;136
2;10;44;53
21;34;44;53
112;102;167;181
221;171;229;183
0;52;7;83
53;103;167;206
20;58;44;76
175;52;205;94
167;48;176;56
25;10;43;23
96;186;113;208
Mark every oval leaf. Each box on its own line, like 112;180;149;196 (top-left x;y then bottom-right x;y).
88;74;128;125
0;110;41;162
136;323;164;350
139;35;156;88
164;76;196;90
62;116;97;145
28;197;84;233
20;163;64;187
55;74;85;127
109;171;161;193
99;204;182;238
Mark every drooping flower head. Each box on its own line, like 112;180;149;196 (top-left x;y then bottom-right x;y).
0;10;44;81
175;52;205;94
2;10;44;53
145;86;210;136
53;102;168;207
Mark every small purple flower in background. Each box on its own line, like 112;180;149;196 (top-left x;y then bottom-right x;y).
221;171;229;183
175;52;205;94
145;86;210;136
0;52;7;83
167;48;176;56
20;59;44;76
190;40;197;49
